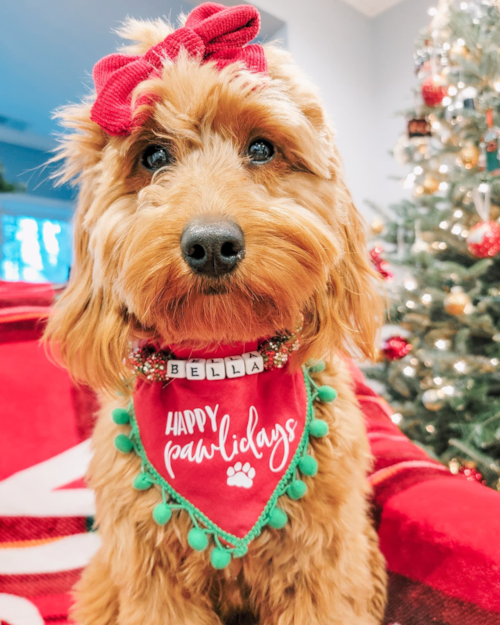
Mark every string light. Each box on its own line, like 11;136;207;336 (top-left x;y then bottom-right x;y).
494;81;500;92
439;181;449;191
454;209;463;218
434;377;443;385
454;360;467;372
403;366;416;377
426;424;436;433
428;7;437;16
391;413;403;424
404;278;418;291
456;38;465;46
439;221;449;229
448;86;457;96
460;1;468;8
439;164;449;173
406;300;416;309
414;166;424;175
442;96;452;106
442;385;455;396
451;224;462;235
422;293;433;304
435;339;448;350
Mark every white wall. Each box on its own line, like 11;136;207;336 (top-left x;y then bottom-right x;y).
371;0;431;210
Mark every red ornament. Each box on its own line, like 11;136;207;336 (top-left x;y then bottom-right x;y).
459;463;486;485
466;221;500;258
370;246;393;280
422;76;447;107
381;336;412;361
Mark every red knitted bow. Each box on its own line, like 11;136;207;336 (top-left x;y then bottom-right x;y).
90;2;267;136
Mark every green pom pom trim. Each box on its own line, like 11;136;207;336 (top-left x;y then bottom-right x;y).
309;418;329;437
211;547;232;569
268;507;288;529
188;528;209;552
114;433;133;453
309;360;326;373
287;479;307;500
153;502;172;525
299;455;318;477
318;385;337;403
112;408;130;425
132;473;154;490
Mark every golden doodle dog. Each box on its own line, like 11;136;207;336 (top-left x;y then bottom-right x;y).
45;3;386;624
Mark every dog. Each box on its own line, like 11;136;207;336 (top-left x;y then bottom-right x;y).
45;3;387;624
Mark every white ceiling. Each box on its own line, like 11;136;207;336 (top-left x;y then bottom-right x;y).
341;0;406;17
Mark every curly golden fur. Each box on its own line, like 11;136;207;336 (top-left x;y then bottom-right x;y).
44;15;386;625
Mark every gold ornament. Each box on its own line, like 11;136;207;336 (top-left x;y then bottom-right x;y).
422;174;440;195
444;291;471;316
421;389;444;411
451;43;470;58
459;144;480;169
371;218;384;235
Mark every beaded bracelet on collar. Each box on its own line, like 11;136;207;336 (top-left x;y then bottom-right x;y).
129;328;301;383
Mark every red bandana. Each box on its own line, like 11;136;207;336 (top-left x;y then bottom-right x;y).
91;2;267;136
112;343;335;569
134;366;308;540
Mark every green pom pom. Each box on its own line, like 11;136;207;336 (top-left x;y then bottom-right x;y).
310;418;329;438
188;528;208;552
318;385;337;403
233;543;248;558
112;408;130;425
268;507;288;529
299;455;318;477
287;479;307;500
210;547;232;570
152;503;172;525
132;473;153;490
114;433;133;453
309;360;326;373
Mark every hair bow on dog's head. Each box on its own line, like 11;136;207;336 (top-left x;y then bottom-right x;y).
90;2;267;136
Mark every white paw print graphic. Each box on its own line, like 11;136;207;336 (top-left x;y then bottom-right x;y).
227;462;256;489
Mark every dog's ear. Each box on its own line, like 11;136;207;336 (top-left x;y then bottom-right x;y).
316;175;384;362
43;104;131;394
265;45;383;361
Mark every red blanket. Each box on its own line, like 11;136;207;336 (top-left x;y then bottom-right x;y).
1;281;499;625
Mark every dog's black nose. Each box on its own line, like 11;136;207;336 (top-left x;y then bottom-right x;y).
181;218;245;277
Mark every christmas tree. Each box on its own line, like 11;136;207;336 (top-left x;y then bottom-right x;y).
367;0;500;488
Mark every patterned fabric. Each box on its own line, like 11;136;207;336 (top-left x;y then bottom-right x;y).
1;281;499;624
91;2;267;136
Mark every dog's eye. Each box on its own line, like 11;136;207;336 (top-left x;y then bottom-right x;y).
142;145;172;171
247;139;275;164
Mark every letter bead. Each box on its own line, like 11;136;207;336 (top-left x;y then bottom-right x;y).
224;356;245;378
242;351;264;375
206;358;226;381
186;359;206;380
167;359;187;378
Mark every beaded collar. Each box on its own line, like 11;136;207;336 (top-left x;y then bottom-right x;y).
128;328;301;382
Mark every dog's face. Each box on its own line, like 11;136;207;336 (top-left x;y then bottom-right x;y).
46;19;381;392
